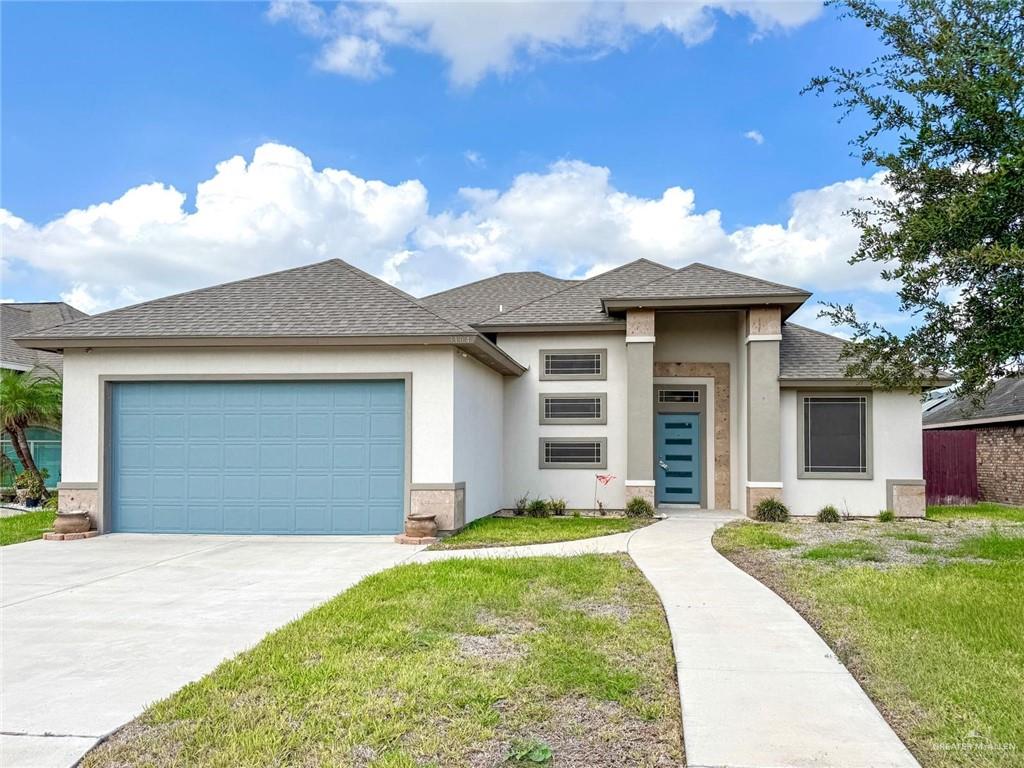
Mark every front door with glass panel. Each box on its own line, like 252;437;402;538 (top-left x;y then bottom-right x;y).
655;412;701;504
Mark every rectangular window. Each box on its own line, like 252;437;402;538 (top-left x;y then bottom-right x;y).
658;389;700;404
799;394;872;479
539;438;607;469
539;393;606;424
539;349;606;380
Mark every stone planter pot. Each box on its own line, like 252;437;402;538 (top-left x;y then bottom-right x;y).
405;513;438;539
53;512;92;535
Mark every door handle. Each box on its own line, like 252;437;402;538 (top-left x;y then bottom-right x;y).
658;459;669;470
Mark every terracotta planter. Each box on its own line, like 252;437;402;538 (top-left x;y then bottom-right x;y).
53;512;92;535
405;513;438;539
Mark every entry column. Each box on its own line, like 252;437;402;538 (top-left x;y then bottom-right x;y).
625;309;656;507
746;307;783;516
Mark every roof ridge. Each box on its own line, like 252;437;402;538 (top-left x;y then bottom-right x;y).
422;270;561;302
784;322;849;344
684;262;808;294
474;258;671;325
335;260;476;335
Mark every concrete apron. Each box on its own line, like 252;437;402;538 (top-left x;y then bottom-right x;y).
628;514;921;768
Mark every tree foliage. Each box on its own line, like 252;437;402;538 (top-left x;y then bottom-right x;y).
1;367;62;497
807;0;1024;402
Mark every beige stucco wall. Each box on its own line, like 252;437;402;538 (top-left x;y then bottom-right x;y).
60;345;459;491
780;388;924;516
452;351;505;522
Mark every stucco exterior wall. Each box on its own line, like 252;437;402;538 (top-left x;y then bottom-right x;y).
497;331;627;509
60;345;457;488
453;351;505;522
780;389;924;516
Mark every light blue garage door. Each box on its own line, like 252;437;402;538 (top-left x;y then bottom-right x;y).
110;380;405;534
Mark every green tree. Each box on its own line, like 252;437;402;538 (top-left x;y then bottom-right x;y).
807;0;1024;402
1;367;62;498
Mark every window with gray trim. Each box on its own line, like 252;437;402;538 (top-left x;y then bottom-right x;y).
539;438;607;469
799;394;871;478
658;389;699;403
539;393;606;424
539;349;606;380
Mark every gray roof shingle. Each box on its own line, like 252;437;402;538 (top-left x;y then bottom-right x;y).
17;260;476;342
779;323;852;379
2;302;87;374
421;272;572;324
923;375;1024;426
476;259;674;327
612;262;809;300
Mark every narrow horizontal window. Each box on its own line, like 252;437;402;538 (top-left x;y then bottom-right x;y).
658;389;699;403
539;438;607;469
539;349;606;380
800;395;871;478
540;394;605;424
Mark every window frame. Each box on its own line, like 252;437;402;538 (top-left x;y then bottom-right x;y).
538;392;607;425
538;348;607;381
796;390;873;480
538;437;608;469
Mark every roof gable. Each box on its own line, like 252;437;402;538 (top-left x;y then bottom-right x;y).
475;259;674;328
613;263;809;300
17;260;474;342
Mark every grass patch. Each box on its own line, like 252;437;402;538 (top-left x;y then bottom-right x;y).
801;539;885;562
927;503;1024;523
881;530;933;543
950;530;1024;561
431;515;651;550
714;521;798;551
789;562;1024;766
82;554;683;768
0;509;55;546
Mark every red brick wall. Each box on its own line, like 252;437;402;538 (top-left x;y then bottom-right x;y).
976;424;1024;506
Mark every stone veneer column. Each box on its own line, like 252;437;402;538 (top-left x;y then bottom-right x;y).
745;307;783;516
625;309;656;507
409;483;466;533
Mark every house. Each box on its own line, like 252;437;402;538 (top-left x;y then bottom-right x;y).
923;375;1024;506
15;258;934;535
1;301;88;488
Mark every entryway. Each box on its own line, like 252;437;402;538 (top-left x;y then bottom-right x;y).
655;412;701;504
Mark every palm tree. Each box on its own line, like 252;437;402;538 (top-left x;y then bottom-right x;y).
1;367;62;499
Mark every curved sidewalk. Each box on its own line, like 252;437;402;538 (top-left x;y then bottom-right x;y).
628;514;920;768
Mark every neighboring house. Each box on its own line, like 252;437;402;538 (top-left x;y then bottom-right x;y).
923;375;1024;506
1;302;88;488
15;258;936;535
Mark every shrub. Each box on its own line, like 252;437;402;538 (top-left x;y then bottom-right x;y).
816;504;842;523
571;508;581;518
879;509;896;523
42;492;59;511
548;497;567;516
526;498;551;518
14;469;47;503
596;500;607;516
512;493;530;516
754;497;790;522
625;496;655;518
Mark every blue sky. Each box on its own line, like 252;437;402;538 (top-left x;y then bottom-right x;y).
1;1;905;333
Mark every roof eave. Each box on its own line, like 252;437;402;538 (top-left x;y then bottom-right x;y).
602;293;811;318
472;321;627;334
779;376;956;389
923;412;1023;429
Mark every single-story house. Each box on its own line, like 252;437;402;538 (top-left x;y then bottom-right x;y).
16;258;934;535
923;375;1024;506
1;301;88;488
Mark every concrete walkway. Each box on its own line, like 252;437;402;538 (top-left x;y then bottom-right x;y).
629;513;920;768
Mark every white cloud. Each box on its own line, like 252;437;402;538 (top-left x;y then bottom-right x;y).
268;0;824;87
463;150;486;168
1;142;892;313
744;129;765;145
316;35;388;79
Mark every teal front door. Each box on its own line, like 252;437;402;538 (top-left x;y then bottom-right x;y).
655;412;701;504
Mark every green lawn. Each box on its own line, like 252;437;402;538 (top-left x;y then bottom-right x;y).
713;521;797;551
82;554;684;768
715;522;1024;767
430;515;652;550
927;502;1024;523
0;509;55;546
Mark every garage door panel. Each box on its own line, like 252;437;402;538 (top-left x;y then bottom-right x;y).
111;380;404;534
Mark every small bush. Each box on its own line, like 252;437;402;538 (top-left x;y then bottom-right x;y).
816;504;842;523
754;497;790;522
14;470;47;503
525;498;551;518
42;492;59;511
571;508;581;518
878;509;896;523
625;496;655;518
548;497;567;516
596;500;607;516
513;493;530;516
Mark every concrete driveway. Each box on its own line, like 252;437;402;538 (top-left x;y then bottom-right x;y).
1;534;420;768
